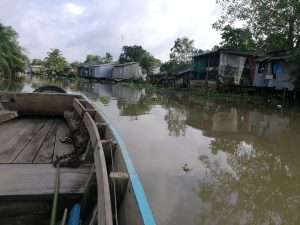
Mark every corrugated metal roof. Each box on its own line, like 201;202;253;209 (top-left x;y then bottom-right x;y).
114;62;139;67
79;61;101;67
177;67;192;75
192;48;257;58
90;63;117;67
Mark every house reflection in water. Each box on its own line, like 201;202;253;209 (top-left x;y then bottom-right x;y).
186;106;290;141
112;85;145;104
81;82;145;104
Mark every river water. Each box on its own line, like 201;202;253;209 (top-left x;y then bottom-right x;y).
1;75;300;225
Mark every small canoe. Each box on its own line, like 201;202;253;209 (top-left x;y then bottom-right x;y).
0;91;156;225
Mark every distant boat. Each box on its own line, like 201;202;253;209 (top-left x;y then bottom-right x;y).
0;86;156;225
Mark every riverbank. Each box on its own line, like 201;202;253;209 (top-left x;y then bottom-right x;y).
1;75;296;108
115;80;292;107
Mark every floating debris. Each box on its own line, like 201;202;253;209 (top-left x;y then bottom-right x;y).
182;163;193;173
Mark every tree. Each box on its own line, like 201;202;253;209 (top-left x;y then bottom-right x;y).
85;54;102;63
161;37;199;74
220;25;256;50
43;48;68;76
160;60;188;74
85;52;113;64
118;45;160;74
0;23;29;77
170;37;197;63
214;0;300;52
140;54;161;75
119;45;147;63
31;58;44;65
211;45;220;50
104;52;113;63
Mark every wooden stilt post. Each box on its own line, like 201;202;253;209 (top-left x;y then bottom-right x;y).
206;55;211;92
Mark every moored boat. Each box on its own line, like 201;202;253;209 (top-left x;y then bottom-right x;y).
0;90;156;225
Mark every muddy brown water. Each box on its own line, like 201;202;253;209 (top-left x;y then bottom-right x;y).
2;76;300;225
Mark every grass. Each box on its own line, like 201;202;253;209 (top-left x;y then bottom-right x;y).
191;88;268;105
90;94;110;104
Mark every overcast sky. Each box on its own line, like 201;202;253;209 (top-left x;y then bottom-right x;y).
0;0;222;62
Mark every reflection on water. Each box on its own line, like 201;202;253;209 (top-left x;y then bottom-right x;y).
1;75;300;225
0;76;25;91
164;106;187;136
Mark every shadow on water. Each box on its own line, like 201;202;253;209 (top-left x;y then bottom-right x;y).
2;75;300;225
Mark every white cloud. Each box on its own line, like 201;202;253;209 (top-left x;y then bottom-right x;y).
63;2;84;16
0;0;222;62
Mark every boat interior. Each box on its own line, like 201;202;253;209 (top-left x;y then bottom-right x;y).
0;92;116;225
0;91;150;225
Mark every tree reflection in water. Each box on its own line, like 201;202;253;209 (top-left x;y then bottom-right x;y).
0;76;25;92
164;106;187;136
116;87;189;136
195;138;300;225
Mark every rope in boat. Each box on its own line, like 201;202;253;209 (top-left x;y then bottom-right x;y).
109;140;119;225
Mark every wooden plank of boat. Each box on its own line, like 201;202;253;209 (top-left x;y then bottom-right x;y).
0;118;29;145
13;119;55;163
0;111;18;125
94;143;113;225
0;214;49;225
0;92;80;115
0;119;46;163
0;164;92;199
53;119;74;158
81;106;113;225
34;120;58;163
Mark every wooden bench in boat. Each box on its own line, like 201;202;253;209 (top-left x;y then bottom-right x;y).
0;164;92;200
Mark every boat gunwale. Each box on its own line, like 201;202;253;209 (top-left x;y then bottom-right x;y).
83;95;157;225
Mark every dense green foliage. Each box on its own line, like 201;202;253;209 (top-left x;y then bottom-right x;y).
118;45;160;74
161;37;201;74
84;52;113;64
214;0;300;52
43;48;68;76
0;23;29;77
31;58;44;65
220;25;256;50
215;0;300;88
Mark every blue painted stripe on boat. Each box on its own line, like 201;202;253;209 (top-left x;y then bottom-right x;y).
83;95;157;225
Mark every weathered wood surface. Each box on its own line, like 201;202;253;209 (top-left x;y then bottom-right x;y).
0;117;74;164
94;143;113;225
83;112;100;148
109;172;129;209
13;120;55;163
0;214;49;225
0;164;92;198
0;111;18;125
34;120;58;163
0;118;28;145
0;92;81;115
0;200;50;217
53;119;74;158
0;118;45;163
